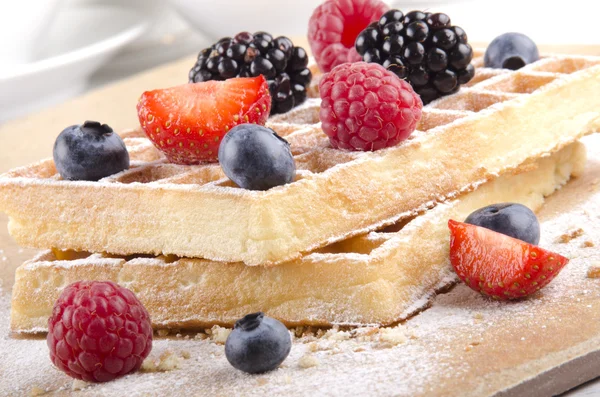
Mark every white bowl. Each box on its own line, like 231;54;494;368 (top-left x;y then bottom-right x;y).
0;4;147;122
0;0;63;68
167;0;325;39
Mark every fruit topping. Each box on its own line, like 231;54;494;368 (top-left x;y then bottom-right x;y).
53;121;129;181
47;281;153;382
137;76;271;164
484;32;539;70
225;312;291;374
308;0;389;73
219;124;296;191
188;32;312;115
448;220;569;300
319;62;422;151
355;10;475;104
465;203;540;245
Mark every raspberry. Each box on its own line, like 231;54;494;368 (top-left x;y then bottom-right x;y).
319;62;422;151
47;281;153;382
308;0;389;73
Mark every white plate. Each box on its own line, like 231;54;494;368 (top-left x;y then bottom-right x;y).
0;4;147;123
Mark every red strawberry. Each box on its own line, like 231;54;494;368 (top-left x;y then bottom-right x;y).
448;219;569;300
137;76;271;164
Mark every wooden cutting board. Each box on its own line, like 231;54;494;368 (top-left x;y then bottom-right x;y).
0;42;599;396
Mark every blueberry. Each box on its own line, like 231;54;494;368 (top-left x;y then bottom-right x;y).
218;124;296;191
225;312;291;374
484;32;539;70
464;203;540;245
53;121;129;181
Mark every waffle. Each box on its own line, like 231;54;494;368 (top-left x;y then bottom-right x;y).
10;140;586;332
2;54;600;265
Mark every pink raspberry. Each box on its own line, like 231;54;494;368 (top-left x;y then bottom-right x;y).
308;0;389;73
47;281;153;382
319;62;423;151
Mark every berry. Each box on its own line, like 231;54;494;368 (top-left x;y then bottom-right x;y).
53;121;130;181
307;0;389;73
189;32;311;115
464;203;540;245
137;76;270;164
319;62;422;151
225;312;291;374
484;32;539;70
355;9;475;104
448;220;569;300
47;281;153;382
218;124;296;191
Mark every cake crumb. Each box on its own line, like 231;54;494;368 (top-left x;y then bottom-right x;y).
587;265;600;279
325;328;351;341
582;241;595;248
298;354;320;368
30;386;46;396
209;326;231;344
157;329;169;337
377;327;408;348
473;313;484;323
71;380;91;391
194;332;208;340
558;228;584;243
307;342;319;353
142;350;187;372
256;378;269;386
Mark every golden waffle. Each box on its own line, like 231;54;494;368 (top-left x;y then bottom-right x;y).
1;53;600;266
10;141;586;332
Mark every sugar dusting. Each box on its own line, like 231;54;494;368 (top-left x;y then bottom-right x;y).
0;136;599;396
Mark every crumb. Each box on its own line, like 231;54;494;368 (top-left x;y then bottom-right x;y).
558;228;584;243
181;350;191;359
176;333;182;338
157;329;169;337
587;265;600;279
298;354;320;368
307;342;318;353
465;345;473;352
71;380;91;391
354;346;366;352
353;327;380;339
473;313;484;323
30;386;46;396
209;326;231;344
325;328;351;341
293;326;305;338
141;350;185;372
256;378;269;386
377;327;407;347
583;241;595;248
195;333;208;340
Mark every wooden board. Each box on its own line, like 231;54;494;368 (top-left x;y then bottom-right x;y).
1;42;600;396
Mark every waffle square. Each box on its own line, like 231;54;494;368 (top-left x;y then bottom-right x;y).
9;141;587;332
1;54;600;265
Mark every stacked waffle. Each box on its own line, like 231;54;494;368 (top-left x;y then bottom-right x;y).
2;52;600;333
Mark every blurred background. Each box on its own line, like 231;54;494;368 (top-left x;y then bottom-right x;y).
1;0;599;123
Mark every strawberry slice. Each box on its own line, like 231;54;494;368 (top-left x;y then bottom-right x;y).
137;76;271;164
448;219;569;300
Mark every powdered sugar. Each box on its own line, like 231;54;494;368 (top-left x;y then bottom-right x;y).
1;135;599;396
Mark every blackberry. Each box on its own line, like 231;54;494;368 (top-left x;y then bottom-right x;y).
355;10;475;104
189;32;312;115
